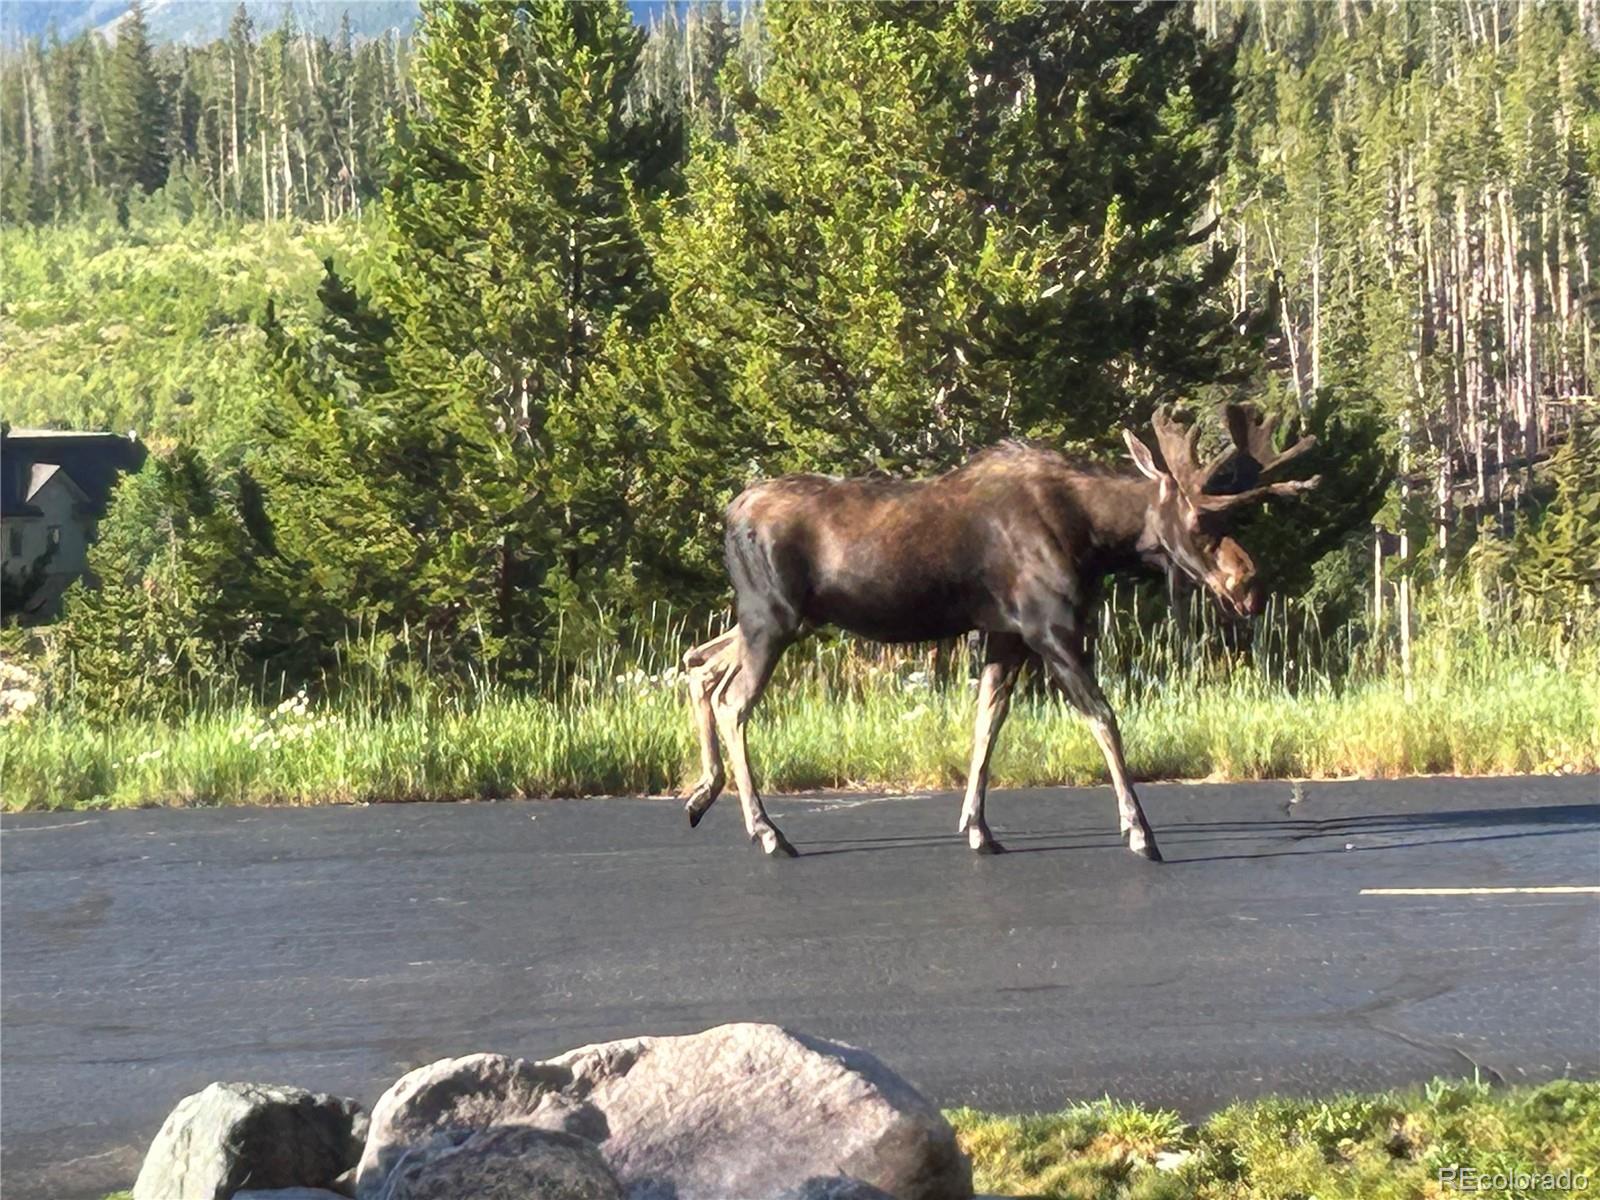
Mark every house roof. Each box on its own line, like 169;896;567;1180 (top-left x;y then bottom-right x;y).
1;429;147;519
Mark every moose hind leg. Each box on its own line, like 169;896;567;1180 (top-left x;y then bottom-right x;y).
711;629;795;857
682;630;739;827
1030;629;1163;862
957;633;1026;853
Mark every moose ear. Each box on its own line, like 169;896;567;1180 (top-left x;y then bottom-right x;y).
1123;429;1165;482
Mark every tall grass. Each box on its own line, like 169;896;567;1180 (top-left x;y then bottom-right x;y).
3;588;1594;812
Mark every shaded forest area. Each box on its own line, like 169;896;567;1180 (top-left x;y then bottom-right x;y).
0;0;414;223
0;0;1596;718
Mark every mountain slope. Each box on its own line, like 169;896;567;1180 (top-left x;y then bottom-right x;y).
2;0;416;45
3;1;678;46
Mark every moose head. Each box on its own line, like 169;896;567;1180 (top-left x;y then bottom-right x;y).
1123;403;1322;619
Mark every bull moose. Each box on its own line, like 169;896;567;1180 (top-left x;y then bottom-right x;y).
680;404;1320;862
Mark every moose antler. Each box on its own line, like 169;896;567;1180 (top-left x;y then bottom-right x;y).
1148;403;1321;512
1196;403;1320;511
1221;403;1317;482
1149;406;1205;493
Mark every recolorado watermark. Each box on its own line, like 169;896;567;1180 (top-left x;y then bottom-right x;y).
1440;1165;1590;1192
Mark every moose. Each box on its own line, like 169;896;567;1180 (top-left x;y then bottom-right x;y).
679;404;1320;862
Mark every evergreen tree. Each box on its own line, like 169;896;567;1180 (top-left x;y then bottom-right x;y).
380;0;680;655
242;266;501;681
103;0;168;194
654;0;1255;483
57;446;258;715
1513;424;1600;616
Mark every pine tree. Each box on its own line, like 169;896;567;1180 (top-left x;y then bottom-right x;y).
380;0;680;654
57;446;257;714
242;267;501;681
655;1;1256;477
1514;424;1600;616
103;0;168;195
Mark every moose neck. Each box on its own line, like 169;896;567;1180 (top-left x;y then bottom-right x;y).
1073;471;1167;575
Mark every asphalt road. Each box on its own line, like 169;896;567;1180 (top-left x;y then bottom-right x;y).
4;776;1599;1199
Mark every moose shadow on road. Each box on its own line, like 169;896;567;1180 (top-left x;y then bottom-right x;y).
791;802;1600;863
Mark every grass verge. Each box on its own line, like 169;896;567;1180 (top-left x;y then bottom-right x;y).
949;1077;1600;1198
8;597;1597;812
4;641;1596;811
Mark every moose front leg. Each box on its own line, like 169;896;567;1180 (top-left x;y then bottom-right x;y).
1070;626;1138;841
957;633;1027;854
1030;628;1163;862
1083;710;1161;860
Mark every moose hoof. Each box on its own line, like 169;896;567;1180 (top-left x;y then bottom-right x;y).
967;825;1006;854
683;779;722;828
757;831;799;858
1130;837;1164;863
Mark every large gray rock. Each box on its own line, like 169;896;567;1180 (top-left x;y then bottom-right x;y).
356;1025;969;1200
355;1052;603;1198
133;1082;365;1200
777;1179;897;1200
382;1126;622;1200
546;1024;971;1200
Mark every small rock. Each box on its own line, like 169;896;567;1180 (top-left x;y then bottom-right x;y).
133;1082;365;1200
382;1126;621;1200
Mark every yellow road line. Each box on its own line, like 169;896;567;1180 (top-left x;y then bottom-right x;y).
1360;886;1600;896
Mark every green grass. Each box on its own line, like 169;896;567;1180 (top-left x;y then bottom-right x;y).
3;623;1596;812
948;1077;1600;1199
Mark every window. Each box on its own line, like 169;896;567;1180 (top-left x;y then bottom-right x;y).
6;527;20;558
47;526;61;548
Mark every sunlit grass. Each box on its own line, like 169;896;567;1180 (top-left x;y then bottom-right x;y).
4;617;1594;811
948;1077;1600;1199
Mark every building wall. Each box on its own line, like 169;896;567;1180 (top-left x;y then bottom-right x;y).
1;478;92;619
4;478;88;575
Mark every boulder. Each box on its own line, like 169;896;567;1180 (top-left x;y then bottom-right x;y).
355;1052;601;1199
355;1024;969;1200
777;1179;898;1200
543;1024;971;1200
132;1082;365;1200
381;1126;622;1200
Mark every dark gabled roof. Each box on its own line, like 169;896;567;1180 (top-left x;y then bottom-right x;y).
1;429;148;519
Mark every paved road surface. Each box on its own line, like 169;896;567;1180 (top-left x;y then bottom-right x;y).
4;776;1598;1199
